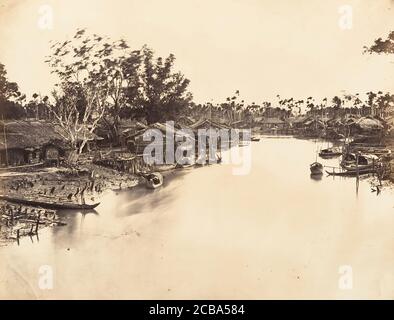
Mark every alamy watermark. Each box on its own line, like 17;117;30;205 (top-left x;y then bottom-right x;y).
38;265;53;290
38;4;54;30
338;5;353;30
338;265;353;290
141;121;252;175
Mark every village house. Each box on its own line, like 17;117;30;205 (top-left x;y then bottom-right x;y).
126;122;193;157
176;115;196;128
188;118;231;131
0;120;69;168
260;117;288;133
349;116;384;137
94;119;147;148
386;115;394;137
126;119;233;163
288;115;310;130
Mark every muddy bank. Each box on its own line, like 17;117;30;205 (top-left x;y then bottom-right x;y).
0;163;140;243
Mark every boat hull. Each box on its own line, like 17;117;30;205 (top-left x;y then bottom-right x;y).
319;152;342;158
0;195;100;210
144;172;164;189
318;147;342;159
310;162;323;175
325;168;376;176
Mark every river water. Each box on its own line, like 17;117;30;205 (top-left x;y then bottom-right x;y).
1;137;393;299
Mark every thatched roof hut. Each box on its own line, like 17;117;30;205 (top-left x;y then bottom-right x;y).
189;118;231;130
0;120;72;167
355;117;384;131
0;120;68;150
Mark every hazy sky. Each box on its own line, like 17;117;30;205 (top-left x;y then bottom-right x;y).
1;0;394;104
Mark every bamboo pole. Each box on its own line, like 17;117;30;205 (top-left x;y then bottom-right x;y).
2;115;9;167
356;153;360;194
35;214;41;234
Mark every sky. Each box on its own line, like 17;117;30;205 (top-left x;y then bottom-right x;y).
0;0;394;105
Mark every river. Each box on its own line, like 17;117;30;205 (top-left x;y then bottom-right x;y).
1;137;393;299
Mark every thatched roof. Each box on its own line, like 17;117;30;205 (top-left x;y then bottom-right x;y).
121;121;148;134
355;117;383;130
289;115;310;124
177;115;196;126
303;118;325;127
253;116;263;122
128;122;197;142
189;118;231;130
0;120;68;150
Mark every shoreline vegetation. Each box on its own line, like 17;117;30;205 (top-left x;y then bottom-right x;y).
0;29;394;243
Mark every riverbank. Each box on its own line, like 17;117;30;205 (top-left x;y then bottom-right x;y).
1;133;393;244
0;163;140;244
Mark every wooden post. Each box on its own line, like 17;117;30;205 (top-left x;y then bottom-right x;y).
372;158;375;176
2;115;9;167
35;214;41;234
356;153;359;195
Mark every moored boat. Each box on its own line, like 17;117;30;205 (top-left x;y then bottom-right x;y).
325;168;376;176
310;162;323;174
341;153;379;172
142;172;164;189
318;147;342;158
341;153;379;168
0;195;100;210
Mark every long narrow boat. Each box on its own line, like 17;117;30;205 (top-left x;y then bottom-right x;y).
325;168;376;177
0;195;100;210
318;147;342;158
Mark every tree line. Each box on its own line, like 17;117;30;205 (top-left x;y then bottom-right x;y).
1;29;393;152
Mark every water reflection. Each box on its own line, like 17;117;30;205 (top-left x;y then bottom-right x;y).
310;173;323;181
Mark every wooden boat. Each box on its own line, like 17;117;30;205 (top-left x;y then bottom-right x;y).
318;147;342;158
142;172;163;189
310;162;323;174
341;163;376;171
251;136;260;142
325;168;376;177
341;153;378;167
175;162;194;169
0;195;100;210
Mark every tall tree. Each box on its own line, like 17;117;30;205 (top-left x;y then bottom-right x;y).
46;29;114;153
365;31;394;119
136;46;193;124
364;31;394;54
0;62;25;119
0;63;20;100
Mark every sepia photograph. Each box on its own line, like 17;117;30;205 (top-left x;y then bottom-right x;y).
0;0;393;303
